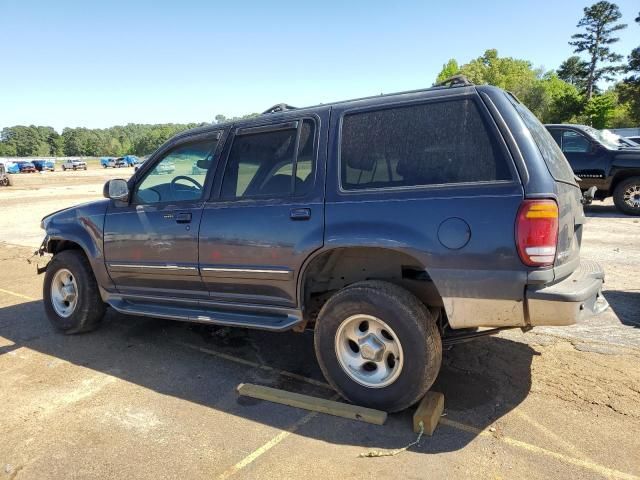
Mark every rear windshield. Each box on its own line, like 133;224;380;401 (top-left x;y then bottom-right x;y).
510;97;576;185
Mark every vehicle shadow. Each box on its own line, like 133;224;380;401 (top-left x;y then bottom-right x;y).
584;202;629;218
0;301;535;454
605;290;640;328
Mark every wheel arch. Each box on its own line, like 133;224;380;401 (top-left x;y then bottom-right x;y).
297;245;443;321
44;233;113;290
610;170;640;195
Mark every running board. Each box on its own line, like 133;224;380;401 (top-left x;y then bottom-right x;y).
108;298;302;332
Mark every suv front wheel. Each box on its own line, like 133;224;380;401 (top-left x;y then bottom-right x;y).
613;176;640;215
314;280;442;412
43;250;106;334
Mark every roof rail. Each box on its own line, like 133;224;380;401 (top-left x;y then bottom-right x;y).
262;103;297;114
434;74;474;88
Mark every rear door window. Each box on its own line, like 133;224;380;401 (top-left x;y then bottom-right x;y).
221;119;317;199
339;98;511;191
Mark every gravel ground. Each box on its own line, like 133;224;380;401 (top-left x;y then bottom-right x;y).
0;179;639;480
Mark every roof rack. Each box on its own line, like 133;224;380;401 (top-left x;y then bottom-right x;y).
262;103;297;114
434;74;474;88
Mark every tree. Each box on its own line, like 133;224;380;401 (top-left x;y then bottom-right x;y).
616;11;640;123
434;49;584;123
533;73;584;123
557;56;590;92
583;90;617;128
569;1;627;100
435;59;459;84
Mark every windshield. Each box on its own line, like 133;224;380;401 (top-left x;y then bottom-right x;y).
580;126;622;149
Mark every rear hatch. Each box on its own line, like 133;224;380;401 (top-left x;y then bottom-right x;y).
511;102;583;281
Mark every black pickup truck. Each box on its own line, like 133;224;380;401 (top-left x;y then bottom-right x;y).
545;124;640;215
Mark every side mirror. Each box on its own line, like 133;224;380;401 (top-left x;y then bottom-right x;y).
103;178;129;202
590;142;601;154
196;159;211;170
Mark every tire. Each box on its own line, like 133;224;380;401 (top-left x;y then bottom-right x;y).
103;164;107;169
314;280;442;412
613;176;640;215
43;250;106;334
62;166;66;171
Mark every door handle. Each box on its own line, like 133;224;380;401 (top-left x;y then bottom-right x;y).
290;208;311;220
175;212;192;224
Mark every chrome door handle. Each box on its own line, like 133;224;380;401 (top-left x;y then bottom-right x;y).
290;208;311;220
175;212;192;223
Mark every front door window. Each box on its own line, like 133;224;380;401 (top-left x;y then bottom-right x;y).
135;139;218;204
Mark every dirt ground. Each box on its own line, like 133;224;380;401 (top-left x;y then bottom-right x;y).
0;173;639;479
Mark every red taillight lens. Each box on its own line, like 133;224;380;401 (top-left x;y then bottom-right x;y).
516;199;559;267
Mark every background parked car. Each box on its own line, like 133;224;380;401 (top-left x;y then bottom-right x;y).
62;159;87;171
123;155;139;166
0;163;10;186
31;159;56;172
16;161;37;173
152;160;175;175
101;157;126;168
546;123;640;215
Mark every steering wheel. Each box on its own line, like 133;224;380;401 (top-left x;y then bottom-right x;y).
170;175;202;195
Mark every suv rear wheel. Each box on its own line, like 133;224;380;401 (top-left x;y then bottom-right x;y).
314;280;442;412
43;250;106;334
613;176;640;215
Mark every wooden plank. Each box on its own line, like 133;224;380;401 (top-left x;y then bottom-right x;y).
236;383;387;426
412;391;444;435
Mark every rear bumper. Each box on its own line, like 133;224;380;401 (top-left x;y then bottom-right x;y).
526;259;608;326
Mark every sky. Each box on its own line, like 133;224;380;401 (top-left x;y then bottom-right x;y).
1;0;638;132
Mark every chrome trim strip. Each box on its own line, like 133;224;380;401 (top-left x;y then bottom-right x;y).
201;267;291;275
108;263;198;271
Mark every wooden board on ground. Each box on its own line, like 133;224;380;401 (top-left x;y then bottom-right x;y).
413;391;444;435
237;383;387;425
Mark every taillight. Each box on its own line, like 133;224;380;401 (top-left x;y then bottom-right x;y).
516;199;559;267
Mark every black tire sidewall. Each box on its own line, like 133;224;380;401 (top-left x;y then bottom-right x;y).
314;283;439;412
613;177;640;216
43;250;102;334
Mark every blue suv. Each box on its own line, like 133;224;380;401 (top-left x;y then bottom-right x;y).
38;79;607;412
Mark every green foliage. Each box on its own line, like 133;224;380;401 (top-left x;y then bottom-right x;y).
557;56;590;93
435;49;583;123
435;59;459;84
569;1;627;99
582;90;618;128
532;73;585;124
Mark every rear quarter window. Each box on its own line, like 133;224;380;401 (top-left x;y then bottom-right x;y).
511;100;576;185
340;98;512;191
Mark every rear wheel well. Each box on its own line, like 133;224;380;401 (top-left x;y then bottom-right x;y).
610;171;640;195
300;247;443;324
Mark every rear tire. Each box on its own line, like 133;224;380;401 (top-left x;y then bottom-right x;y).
613;176;640;215
43;250;106;334
314;280;442;412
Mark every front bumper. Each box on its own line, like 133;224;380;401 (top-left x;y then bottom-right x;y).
526;259;608;326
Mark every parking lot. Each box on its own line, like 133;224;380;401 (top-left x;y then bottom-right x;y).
1;171;639;479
